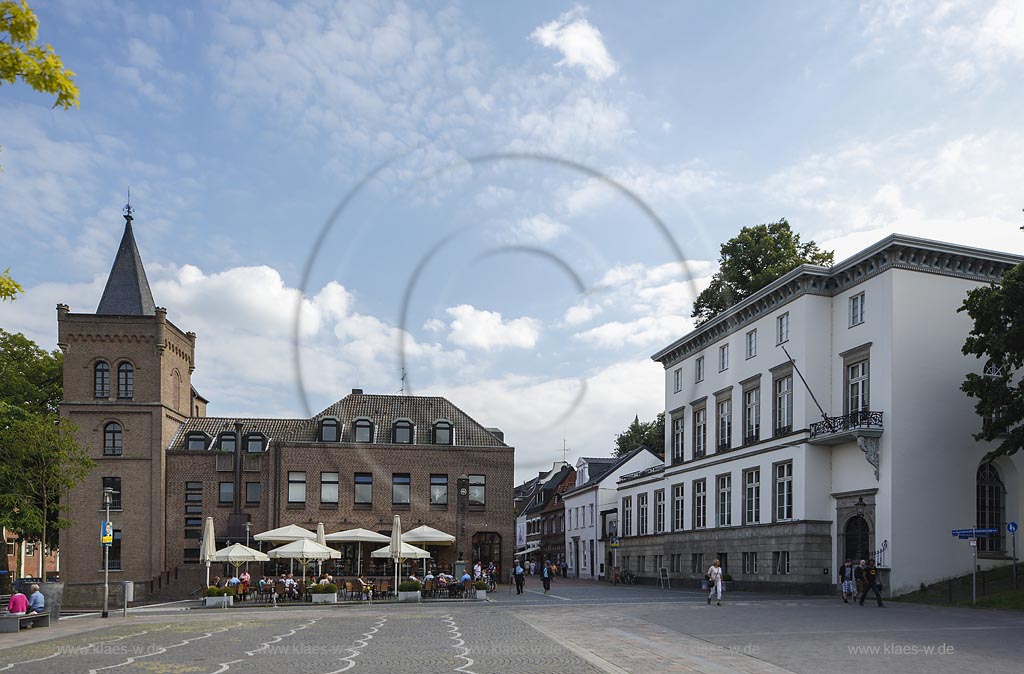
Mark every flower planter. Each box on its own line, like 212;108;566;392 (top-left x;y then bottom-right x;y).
475;589;487;600
311;593;338;604
397;591;420;603
204;595;233;608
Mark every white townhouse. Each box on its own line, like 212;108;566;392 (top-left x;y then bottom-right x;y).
562;448;662;580
615;234;1023;595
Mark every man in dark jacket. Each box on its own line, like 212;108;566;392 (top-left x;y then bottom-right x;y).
858;559;884;607
542;559;552;594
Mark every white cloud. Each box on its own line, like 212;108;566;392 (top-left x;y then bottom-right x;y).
563;302;602;326
503;214;568;244
530;8;618;80
445;304;541;350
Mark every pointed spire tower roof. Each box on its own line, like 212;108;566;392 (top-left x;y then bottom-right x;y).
96;199;156;316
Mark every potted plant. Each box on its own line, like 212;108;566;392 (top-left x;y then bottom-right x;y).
397;580;422;602
310;582;338;604
474;580;488;600
204;586;232;608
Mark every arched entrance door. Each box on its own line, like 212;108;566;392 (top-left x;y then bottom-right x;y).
472;532;502;579
844;515;870;563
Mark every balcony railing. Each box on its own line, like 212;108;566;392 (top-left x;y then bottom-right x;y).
809;410;884;442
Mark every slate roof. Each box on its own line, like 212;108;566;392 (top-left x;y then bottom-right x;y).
167;417;305;451
97;219;156;316
522;465;574;515
166;392;508;450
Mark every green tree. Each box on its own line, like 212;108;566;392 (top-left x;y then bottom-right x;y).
1;267;22;301
959;260;1024;460
0;413;94;579
614;412;664;457
1;0;79;110
0;328;63;416
692;219;834;324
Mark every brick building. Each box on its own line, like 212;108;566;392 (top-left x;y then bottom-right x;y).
57;211;514;605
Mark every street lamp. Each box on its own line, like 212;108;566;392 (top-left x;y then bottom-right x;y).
855;497;866;517
244;521;252;572
101;487;119;619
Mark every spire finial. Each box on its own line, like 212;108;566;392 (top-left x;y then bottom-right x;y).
123;187;134;223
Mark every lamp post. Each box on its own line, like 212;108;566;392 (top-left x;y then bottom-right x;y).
244;521;252;572
101;487;118;619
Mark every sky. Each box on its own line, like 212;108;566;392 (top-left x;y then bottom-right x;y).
2;0;1023;481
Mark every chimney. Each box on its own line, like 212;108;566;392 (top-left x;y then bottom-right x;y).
485;427;504;442
351;388;363;395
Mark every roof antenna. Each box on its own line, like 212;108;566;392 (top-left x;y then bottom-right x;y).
560;436;570;464
123;187;134;223
397;366;407;395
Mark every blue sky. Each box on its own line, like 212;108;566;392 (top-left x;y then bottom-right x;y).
2;1;1023;480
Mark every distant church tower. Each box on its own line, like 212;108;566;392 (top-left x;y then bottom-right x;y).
57;202;198;605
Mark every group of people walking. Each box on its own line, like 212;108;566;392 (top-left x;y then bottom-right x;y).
511;559;561;594
839;558;885;607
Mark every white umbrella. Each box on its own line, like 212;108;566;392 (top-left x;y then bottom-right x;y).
212;543;269;578
199;517;217;587
268;539;340;583
370;541;431;559
316;522;327;576
403;525;455;575
391;515;401;593
254;524;315;575
325;528;390;575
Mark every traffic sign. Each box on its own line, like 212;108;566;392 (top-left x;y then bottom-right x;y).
952;528;998;538
952;528;976;536
1009;522;1018;533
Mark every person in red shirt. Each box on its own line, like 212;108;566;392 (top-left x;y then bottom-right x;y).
7;592;28;616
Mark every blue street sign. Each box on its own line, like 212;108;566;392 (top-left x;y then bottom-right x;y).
975;528;999;535
952;529;977;536
1009;522;1018;533
953;528;998;538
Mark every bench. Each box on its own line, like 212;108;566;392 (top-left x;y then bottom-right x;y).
0;612;50;633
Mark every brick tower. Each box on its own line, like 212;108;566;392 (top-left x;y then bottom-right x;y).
57;203;197;605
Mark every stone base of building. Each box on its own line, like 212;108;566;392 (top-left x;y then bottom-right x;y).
614;520;833;591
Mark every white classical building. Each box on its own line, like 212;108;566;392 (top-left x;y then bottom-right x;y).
613;234;1022;595
562;448;662;579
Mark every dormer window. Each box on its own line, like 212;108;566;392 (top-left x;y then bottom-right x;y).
319;418;340;442
432;420;453;445
246;434;265;453
393;420;414;444
94;361;110;398
218;433;236;452
353;419;374;443
186;432;209;451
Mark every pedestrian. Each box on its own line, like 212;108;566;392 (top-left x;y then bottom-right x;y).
542;559;552;594
858;559;885;607
530;560;536;576
706;559;724;606
840;559;856;604
560;560;567;578
513;561;525;595
854;559;866;599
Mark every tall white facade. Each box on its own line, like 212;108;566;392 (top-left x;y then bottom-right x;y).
613;235;1022;595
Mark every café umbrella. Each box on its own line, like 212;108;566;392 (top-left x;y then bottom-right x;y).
267;539;340;583
370;537;431;591
212;543;269;578
325;528;390;575
402;525;455;575
199;517;217;587
254;524;316;574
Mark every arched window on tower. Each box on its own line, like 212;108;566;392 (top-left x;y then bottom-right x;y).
977;463;1005;553
117;362;134;399
94;361;110;398
982;360;1007;433
172;370;182;411
104;422;123;456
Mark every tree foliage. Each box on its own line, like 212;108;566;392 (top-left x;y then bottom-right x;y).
959;260;1024;460
0;267;22;301
0;0;79;110
692;219;834;324
614;412;664;457
0;329;90;588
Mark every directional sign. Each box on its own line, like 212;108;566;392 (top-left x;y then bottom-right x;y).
975;528;999;535
1009;522;1018;534
952;529;977;536
953;528;998;537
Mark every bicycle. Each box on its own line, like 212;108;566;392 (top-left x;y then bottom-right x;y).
621;570;637;585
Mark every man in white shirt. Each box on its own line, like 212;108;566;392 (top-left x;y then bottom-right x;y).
706;559;724;606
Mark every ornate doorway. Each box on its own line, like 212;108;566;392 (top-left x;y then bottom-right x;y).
844;515;870;563
472;532;502;577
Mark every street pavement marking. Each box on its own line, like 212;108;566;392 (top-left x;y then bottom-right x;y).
323;614;388;674
442;613;478;674
0;625;172;672
87;621;243;673
525;589;571;600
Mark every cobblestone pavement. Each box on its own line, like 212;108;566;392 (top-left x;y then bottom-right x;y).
1;580;1022;673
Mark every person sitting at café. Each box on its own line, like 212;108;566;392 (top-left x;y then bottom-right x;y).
424;569;435;583
408;573;420;583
